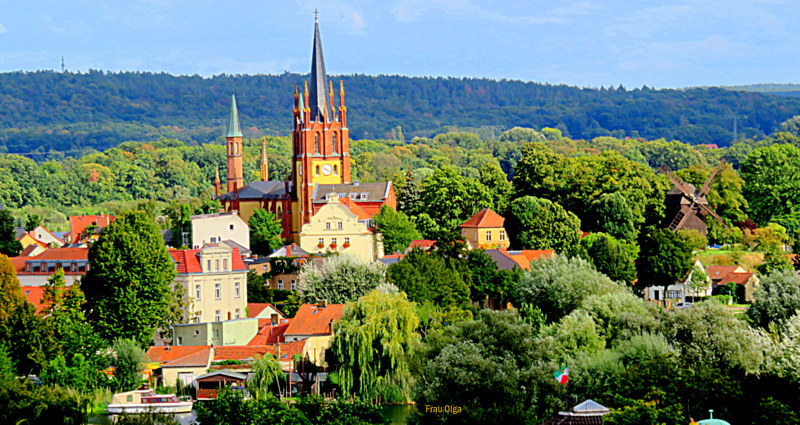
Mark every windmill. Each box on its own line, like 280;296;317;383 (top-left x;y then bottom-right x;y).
660;161;728;235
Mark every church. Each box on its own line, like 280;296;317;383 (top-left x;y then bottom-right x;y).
216;18;396;244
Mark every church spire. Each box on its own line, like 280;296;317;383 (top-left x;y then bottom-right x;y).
227;92;243;138
308;16;329;122
260;139;269;181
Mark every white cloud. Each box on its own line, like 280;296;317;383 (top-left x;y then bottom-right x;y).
391;0;594;25
0;24;6;34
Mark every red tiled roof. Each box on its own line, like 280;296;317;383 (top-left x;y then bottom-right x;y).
32;247;88;261
720;272;754;285
20;244;44;257
247;303;284;319
517;250;555;262
509;254;531;270
706;265;742;282
9;256;30;274
285;304;345;337
408;240;437;249
21;286;45;314
249;319;291;345
338;198;372;220
460;209;505;228
214;340;305;363
169;247;247;274
69;215;115;242
146;345;211;367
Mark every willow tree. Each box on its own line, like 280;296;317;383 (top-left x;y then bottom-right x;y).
331;287;419;402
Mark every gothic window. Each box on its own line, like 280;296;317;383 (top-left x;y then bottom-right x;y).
314;133;320;154
333;165;338;175
316;165;320;176
332;133;338;153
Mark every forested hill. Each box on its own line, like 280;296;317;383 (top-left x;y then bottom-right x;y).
2;70;800;156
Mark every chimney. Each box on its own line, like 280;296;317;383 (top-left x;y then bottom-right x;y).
317;299;327;308
353;180;359;186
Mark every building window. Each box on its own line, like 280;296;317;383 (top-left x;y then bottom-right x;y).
207;260;211;271
325;222;331;230
235;309;241;319
229;224;234;230
318;238;324;246
195;285;201;300
213;329;220;337
332;133;338;153
176;337;183;345
215;259;220;272
223;259;228;271
314;133;320;154
291;280;297;291
278;280;284;290
315;165;320;176
360;193;368;200
500;230;506;241
337;221;343;230
194;330;200;336
344;237;350;245
333;165;338;175
331;238;337;245
486;231;492;241
215;283;221;299
235;282;241;298
215;310;221;322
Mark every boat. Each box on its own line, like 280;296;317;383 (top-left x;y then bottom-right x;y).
107;389;193;414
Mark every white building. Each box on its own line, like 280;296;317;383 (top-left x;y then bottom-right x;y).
191;212;250;255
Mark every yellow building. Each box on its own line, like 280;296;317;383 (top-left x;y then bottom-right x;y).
460;209;511;250
299;193;384;262
169;245;249;324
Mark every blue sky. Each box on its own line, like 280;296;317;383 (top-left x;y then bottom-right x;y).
0;0;798;88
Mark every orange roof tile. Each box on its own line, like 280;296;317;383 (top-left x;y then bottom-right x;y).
509;254;531;270
146;345;211;367
338;198;372;220
69;215;115;242
720;272;754;285
169;247;247;274
249;319;291;345
9;256;30;274
214;341;305;363
460;209;505;228
408;240;437;249
285;304;345;337
517;250;555;262
21;286;45;314
247;303;284;319
31;247;88;261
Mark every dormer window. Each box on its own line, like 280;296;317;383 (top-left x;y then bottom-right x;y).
349;193;357;200
360;193;368;200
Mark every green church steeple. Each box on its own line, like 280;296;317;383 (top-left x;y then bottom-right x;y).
227;92;243;138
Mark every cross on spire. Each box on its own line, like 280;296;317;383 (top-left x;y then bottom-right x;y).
314;9;319;22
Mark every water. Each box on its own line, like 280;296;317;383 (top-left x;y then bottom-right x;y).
89;412;197;425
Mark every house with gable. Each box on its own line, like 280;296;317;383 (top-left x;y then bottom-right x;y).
67;214;115;245
169;244;248;323
298;193;384;261
706;265;759;303
283;302;345;343
460;208;510;249
11;247;89;287
145;345;213;387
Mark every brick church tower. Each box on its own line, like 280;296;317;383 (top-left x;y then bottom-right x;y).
225;92;244;193
291;17;352;229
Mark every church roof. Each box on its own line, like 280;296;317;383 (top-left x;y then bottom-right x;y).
218;180;290;201
311;182;392;203
308;19;329;121
227;92;243;138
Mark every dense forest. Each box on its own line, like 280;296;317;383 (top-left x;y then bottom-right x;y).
3;71;800;156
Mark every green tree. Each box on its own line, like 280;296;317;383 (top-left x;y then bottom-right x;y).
83;211;179;346
587;192;641;241
111;338;146;392
372;205;421;254
386;247;470;307
414;165;493;238
0;209;21;256
507;196;581;255
741;144;800;225
479;163;512;214
331;288;419;402
247;354;284;400
515;256;625;323
298;254;386;304
25;213;42;231
636;228;694;288
748;269;800;329
578;232;638;285
250;209;284;256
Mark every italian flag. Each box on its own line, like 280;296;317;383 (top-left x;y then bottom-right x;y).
553;365;569;385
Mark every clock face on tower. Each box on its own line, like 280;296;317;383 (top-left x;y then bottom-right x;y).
321;164;333;176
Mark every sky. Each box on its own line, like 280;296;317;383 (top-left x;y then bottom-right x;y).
0;0;798;89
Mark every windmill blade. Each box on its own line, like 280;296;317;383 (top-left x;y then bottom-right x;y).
701;159;727;195
697;202;728;228
663;170;696;199
669;204;693;232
